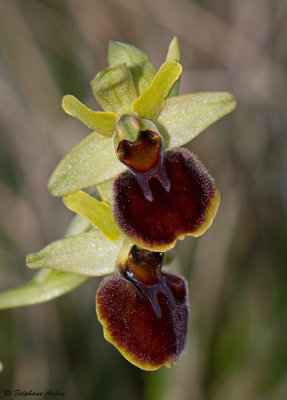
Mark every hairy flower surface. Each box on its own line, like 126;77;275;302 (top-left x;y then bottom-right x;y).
113;129;219;251
96;245;188;370
0;38;236;370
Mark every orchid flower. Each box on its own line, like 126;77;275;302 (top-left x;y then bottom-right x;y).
0;38;236;370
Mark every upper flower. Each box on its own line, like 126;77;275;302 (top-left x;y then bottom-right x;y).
46;37;235;252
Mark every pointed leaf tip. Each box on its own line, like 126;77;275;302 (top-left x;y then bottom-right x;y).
166;37;180;63
166;37;181;98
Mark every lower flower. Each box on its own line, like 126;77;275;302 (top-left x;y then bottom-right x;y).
96;245;189;370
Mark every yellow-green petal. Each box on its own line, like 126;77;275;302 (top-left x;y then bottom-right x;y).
48;133;126;197
132;60;182;121
156;92;237;148
63;191;122;241
91;64;137;115
62;95;117;137
26;230;121;276
166;37;181;98
108;41;156;95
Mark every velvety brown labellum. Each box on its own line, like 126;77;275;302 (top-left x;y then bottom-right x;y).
113;147;218;251
96;246;188;370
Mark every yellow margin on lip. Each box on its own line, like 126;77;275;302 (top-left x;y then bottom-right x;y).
189;186;221;238
124;186;220;252
96;292;173;371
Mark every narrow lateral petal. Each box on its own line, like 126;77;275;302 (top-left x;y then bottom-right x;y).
113;148;220;252
156;92;236;148
132;60;182;121
96;246;188;370
48;133;126;197
26;230;121;276
63;191;122;241
108;41;156;95
91;64;137;115
62;95;117;137
165;37;181;98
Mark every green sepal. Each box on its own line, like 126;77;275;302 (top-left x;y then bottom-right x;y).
26;230;122;276
0;269;88;311
63;191;122;241
91;64;137;115
156;92;237;148
62;95;117;137
108;41;156;95
166;37;181;98
132;60;182;121
48;133;126;197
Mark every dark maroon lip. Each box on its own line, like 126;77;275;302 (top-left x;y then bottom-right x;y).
113;147;216;247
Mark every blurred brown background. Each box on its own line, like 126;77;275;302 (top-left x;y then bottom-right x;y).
0;0;286;399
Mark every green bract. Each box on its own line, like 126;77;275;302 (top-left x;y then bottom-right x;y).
0;37;236;310
27;229;121;276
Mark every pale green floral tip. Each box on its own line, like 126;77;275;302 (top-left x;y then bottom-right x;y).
132;60;182;121
26;230;121;276
108;41;156;95
63;191;122;241
166;37;181;98
62;95;117;137
91;64;137;115
166;37;180;63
